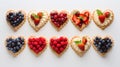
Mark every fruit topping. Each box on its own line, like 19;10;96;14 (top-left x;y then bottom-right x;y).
72;11;90;27
6;37;25;53
7;11;25;27
50;11;68;28
93;37;112;53
30;12;43;26
28;37;47;54
74;37;87;51
50;36;68;54
96;9;105;23
105;12;110;18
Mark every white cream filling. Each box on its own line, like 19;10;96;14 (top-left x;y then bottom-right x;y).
93;10;113;27
71;37;90;53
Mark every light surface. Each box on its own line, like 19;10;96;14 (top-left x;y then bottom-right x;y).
0;0;119;67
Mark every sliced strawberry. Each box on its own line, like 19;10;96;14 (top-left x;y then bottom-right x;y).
99;15;105;23
37;12;43;18
72;15;80;25
84;11;89;17
78;43;85;51
82;37;87;44
105;12;110;18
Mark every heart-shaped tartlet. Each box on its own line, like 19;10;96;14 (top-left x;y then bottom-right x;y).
28;36;47;56
92;9;114;30
70;36;91;56
49;10;69;31
6;10;26;31
70;10;91;31
28;10;49;32
50;36;69;56
92;36;114;56
5;36;26;56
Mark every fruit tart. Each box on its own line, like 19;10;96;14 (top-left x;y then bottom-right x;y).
28;10;49;32
70;10;91;31
70;36;91;56
50;36;69;56
6;10;26;31
92;9;114;30
49;10;69;31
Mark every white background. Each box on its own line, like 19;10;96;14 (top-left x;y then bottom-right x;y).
0;0;120;67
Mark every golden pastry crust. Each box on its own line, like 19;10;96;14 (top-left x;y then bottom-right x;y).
70;36;91;57
92;36;114;56
92;9;114;30
28;10;49;32
49;10;69;31
5;36;26;57
6;10;26;31
49;36;69;57
70;10;91;31
28;36;48;56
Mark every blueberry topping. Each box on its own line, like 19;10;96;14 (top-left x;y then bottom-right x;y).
6;37;25;53
6;11;25;27
93;37;112;53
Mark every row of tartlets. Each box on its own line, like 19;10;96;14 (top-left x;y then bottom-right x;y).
5;36;114;57
6;9;114;32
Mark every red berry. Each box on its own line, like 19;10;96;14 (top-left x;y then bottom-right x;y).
57;44;61;48
60;47;64;52
105;12;110;18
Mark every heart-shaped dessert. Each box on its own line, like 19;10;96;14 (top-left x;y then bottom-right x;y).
92;9;114;30
28;36;47;56
50;10;69;31
70;10;91;31
92;36;113;56
5;36;26;56
28;10;49;32
6;10;26;31
70;36;91;56
50;36;69;56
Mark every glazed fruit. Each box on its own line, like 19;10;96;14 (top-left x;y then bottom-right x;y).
7;11;25;27
6;37;25;53
28;37;47;54
31;12;43;26
72;11;90;27
93;37;112;53
50;11;68;28
50;36;68;55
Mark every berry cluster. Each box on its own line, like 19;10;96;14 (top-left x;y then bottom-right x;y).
28;37;47;54
50;11;68;27
94;37;112;53
50;37;68;54
7;11;24;27
6;37;25;53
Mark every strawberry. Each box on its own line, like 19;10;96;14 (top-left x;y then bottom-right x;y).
82;37;87;44
34;18;40;25
78;43;85;51
97;9;105;23
84;11;89;17
72;15;80;25
37;12;43;18
105;12;110;18
99;15;105;23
